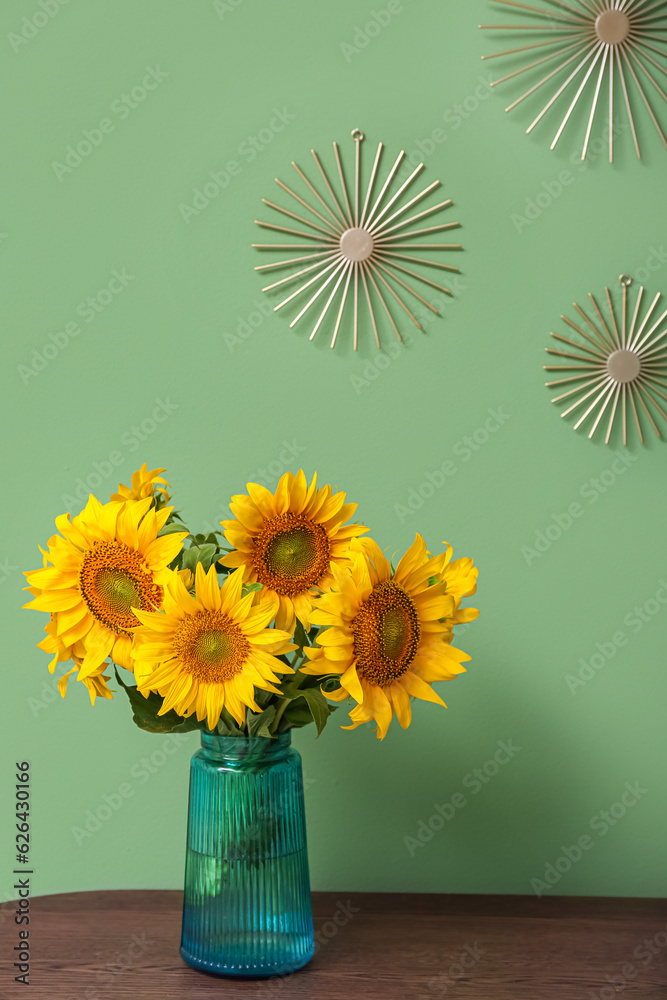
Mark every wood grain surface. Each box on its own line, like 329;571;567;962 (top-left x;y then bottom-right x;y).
1;890;666;999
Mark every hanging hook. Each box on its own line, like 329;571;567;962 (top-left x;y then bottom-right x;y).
351;128;364;142
619;274;632;288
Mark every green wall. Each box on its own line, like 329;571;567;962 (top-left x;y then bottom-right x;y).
2;0;666;902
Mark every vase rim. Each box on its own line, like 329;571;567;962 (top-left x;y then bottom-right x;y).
199;730;292;761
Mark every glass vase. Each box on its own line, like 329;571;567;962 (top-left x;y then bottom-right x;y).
180;730;314;977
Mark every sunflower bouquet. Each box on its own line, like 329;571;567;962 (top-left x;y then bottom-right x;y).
23;465;479;740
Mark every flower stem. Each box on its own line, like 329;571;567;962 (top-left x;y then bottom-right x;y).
269;648;307;736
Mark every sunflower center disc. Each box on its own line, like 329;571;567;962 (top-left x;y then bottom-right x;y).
96;568;140;614
193;628;235;665
79;542;162;634
340;227;374;262
253;513;331;596
607;349;641;383
595;10;630;45
353;581;421;685
267;527;319;577
380;607;413;661
174;611;249;682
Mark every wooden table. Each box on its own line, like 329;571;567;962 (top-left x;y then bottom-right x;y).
2;890;666;998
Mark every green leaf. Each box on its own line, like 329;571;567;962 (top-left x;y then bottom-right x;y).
180;543;218;574
180;546;199;573
196;543;218;571
279;678;307;701
254;688;274;710
278;700;313;731
159;522;192;537
301;687;330;737
241;581;263;597
297;671;331;690
216;707;243;736
294;620;310;650
320;675;343;695
114;668;201;734
247;706;277;738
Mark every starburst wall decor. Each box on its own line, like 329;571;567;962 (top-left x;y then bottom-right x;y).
545;275;667;443
480;0;667;161
252;129;463;349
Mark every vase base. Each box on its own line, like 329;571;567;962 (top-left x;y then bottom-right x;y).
180;944;314;979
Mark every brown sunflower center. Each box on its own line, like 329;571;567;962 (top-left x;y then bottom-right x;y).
173;610;250;682
252;512;331;596
352;581;421;686
79;541;162;635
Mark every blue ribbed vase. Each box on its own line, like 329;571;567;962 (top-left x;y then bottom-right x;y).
180;731;314;977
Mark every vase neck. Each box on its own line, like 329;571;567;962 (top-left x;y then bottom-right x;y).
200;731;292;764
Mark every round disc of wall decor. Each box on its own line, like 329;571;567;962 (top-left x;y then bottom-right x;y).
480;1;667;162
544;275;667;444
252;129;463;350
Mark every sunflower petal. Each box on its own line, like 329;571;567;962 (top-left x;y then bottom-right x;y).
401;671;447;707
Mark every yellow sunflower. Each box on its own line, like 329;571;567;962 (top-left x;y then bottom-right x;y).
433;543;479;641
131;564;296;731
301;535;477;739
35;619;113;705
56;653;113;705
110;464;170;504
219;470;367;633
23;495;188;686
22;547;110;700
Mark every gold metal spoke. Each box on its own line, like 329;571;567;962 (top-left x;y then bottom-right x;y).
491;0;591;23
254;250;335;273
273;259;341;312
481;0;667;158
551;373;608;401
545;274;667;443
253;130;462;348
